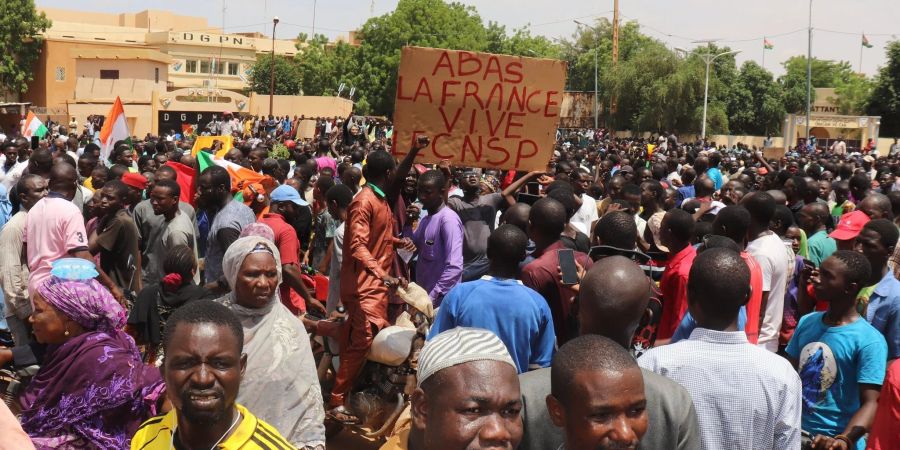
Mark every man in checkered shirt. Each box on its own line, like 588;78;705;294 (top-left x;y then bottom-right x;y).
639;247;802;449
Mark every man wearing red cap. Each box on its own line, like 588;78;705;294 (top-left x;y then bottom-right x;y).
800;211;872;313
831;210;871;251
121;172;148;212
220;111;238;137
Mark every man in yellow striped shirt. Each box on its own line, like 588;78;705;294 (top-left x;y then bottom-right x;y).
131;300;297;450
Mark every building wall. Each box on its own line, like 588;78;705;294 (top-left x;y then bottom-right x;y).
67;102;154;137
75;59;168;83
248;94;354;119
40;8;215;33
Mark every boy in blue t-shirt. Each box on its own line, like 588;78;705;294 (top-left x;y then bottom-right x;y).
786;251;887;450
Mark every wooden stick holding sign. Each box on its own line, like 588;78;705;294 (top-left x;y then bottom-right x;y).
391;46;567;171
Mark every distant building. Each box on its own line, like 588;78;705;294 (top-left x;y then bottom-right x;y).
20;8;353;137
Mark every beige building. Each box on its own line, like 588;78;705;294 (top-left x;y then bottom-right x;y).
783;87;881;151
23;7;352;137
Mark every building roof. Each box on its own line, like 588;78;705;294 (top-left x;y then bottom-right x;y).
71;47;173;64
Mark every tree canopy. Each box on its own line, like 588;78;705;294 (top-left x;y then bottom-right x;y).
868;41;900;136
245;0;895;136
0;0;51;94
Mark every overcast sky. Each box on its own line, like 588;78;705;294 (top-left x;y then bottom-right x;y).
38;0;900;77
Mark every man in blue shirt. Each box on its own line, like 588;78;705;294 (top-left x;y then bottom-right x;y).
428;224;555;373
706;151;724;191
856;219;900;361
786;251;887;450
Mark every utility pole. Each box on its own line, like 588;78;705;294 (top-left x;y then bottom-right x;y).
269;16;279;117
806;0;812;147
312;0;317;37
700;45;741;139
574;20;599;129
611;0;619;116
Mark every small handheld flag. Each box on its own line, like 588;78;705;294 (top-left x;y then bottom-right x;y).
21;112;48;139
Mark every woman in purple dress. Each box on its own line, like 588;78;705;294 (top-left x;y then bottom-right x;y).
17;259;164;449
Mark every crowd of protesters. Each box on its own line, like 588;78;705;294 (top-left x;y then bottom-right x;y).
0;111;897;450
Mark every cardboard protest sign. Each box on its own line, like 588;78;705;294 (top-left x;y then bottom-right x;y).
392;47;567;171
296;120;317;139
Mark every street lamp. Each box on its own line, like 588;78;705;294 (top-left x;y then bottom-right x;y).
806;0;813;147
700;48;740;139
574;20;598;129
269;16;279;117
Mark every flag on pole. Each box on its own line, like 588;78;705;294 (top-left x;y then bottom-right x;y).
21;111;48;139
763;38;774;50
862;34;873;48
99;96;130;163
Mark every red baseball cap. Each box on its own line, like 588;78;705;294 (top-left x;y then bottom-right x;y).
829;210;870;241
121;172;148;190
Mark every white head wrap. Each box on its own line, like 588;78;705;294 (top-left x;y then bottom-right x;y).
221;235;282;296
417;327;516;387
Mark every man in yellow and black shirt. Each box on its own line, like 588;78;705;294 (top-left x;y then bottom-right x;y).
132;403;295;450
131;300;296;450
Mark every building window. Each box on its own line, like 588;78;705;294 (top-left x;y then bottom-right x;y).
186;60;197;73
199;60;210;73
54;66;66;81
155;68;159;83
100;70;119;80
227;62;239;76
213;60;224;75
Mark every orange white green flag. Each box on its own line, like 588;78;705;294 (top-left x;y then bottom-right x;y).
21;111;48;139
99;96;131;162
195;150;276;202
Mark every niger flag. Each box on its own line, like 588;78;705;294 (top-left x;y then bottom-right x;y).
99;96;130;163
196;151;276;202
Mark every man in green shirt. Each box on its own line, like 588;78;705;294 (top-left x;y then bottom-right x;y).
798;202;836;267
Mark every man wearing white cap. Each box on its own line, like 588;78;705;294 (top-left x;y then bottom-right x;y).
380;327;522;450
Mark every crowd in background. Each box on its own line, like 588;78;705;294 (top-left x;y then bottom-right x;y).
0;109;897;450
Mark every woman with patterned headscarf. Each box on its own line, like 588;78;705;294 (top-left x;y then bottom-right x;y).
7;259;164;449
216;236;325;449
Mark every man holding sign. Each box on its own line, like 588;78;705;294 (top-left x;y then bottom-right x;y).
392;47;566;172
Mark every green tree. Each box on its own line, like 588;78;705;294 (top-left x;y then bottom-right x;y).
831;73;874;115
778;56;854;113
727;61;785;135
562;19;662;94
295;38;360;98
485;23;560;58
247;53;303;95
1;0;51;94
354;0;491;115
868;41;900;136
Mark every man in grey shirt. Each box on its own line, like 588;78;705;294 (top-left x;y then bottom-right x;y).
196;165;255;288
147;179;199;284
133;165;195;286
519;256;701;450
